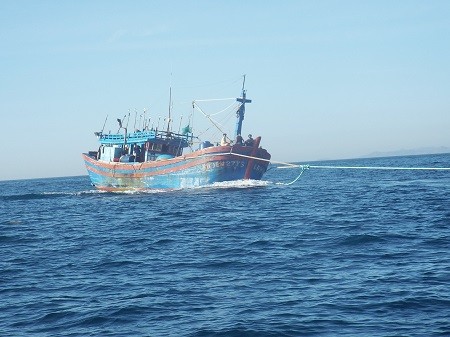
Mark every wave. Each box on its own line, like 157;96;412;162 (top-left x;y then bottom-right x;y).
339;234;386;246
188;326;307;337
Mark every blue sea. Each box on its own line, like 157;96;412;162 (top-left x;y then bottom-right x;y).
1;154;450;337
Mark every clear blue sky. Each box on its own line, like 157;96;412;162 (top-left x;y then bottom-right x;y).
1;1;449;180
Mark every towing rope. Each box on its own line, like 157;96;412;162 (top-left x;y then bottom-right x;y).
229;151;298;167
281;165;450;171
277;165;310;185
228;151;450;185
277;164;450;185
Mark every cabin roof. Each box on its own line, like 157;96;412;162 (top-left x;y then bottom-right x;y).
98;129;190;147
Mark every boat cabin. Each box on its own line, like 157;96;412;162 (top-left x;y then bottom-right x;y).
95;129;192;163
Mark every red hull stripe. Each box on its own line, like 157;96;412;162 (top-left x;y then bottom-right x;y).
82;149;270;179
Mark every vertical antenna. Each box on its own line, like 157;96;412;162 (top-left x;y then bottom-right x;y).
101;115;108;134
125;110;131;128
167;86;172;133
178;115;183;134
142;109;146;130
133;109;138;131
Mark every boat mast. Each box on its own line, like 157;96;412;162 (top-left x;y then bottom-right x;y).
235;75;252;139
167;87;172;134
117;116;127;146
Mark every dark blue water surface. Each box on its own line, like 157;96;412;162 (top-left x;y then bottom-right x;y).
1;154;450;336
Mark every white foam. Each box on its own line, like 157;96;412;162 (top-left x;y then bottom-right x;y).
201;179;271;189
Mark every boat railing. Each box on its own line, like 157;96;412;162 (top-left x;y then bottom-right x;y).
99;129;193;145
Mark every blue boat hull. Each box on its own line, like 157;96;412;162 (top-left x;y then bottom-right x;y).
82;141;271;191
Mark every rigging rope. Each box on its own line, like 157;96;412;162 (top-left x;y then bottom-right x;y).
193;98;235;102
193;102;226;135
193;101;240;141
207;102;239;117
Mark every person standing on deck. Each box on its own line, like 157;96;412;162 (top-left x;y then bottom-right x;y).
221;133;230;146
244;134;254;146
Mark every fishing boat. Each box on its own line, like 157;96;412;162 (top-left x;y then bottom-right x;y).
82;77;271;190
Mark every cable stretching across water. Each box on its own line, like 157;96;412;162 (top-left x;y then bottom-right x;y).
229;151;450;185
229;151;450;171
302;165;450;171
228;151;307;185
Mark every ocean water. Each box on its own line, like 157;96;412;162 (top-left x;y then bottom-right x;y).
1;154;450;337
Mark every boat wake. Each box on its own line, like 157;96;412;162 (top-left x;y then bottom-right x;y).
1;181;272;201
0;189;122;201
113;188;174;194
44;190;109;196
199;179;271;189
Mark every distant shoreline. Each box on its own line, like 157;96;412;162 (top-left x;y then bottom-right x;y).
362;146;450;159
303;149;450;164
